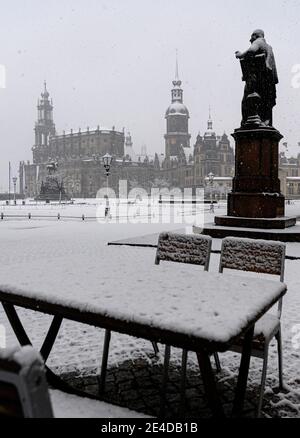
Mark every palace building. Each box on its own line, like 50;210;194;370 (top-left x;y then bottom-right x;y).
19;66;234;199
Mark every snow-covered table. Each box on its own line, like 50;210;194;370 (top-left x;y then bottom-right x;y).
0;268;286;417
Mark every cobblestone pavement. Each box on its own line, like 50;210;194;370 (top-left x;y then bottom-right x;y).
59;353;270;418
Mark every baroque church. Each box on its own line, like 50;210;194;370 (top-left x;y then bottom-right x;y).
19;66;234;199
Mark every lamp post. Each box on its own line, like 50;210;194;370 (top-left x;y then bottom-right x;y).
12;177;17;205
286;182;291;204
102;153;113;217
58;176;67;205
208;172;214;212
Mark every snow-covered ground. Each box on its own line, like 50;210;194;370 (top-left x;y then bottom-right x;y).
0;201;300;417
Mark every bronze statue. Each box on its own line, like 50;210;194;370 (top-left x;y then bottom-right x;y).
235;29;278;127
46;160;58;175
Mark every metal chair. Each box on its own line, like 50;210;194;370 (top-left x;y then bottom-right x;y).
155;232;221;413
0;346;143;418
0;346;53;418
219;236;286;417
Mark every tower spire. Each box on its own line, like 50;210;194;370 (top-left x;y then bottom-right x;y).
208;106;213;130
41;80;49;99
172;50;181;89
175;49;179;81
34;82;56;154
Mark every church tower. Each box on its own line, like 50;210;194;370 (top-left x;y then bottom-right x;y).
164;56;191;159
202;109;219;176
32;82;56;163
124;131;136;161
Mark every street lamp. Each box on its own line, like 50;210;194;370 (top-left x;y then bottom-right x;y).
12;177;17;204
102;153;113;217
208;172;214;212
58;176;67;205
286;182;292;204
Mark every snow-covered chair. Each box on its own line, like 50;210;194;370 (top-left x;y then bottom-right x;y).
155;232;220;413
219;237;286;417
155;232;212;268
0;346;147;418
0;346;53;417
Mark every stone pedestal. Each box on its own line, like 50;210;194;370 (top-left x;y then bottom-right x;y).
197;122;300;240
35;176;71;202
215;126;296;230
215;215;296;229
229;127;283;216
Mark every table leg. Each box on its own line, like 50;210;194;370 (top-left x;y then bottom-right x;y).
2;302;32;345
3;302;63;363
40;315;63;362
196;350;225;418
232;325;254;418
1;302;105;401
159;344;171;418
98;329;111;394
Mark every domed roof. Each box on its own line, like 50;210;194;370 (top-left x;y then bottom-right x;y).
204;113;216;138
204;126;216;138
165;102;189;118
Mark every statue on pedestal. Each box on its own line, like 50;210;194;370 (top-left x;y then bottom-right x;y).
201;30;299;237
235;29;278;128
36;160;70;201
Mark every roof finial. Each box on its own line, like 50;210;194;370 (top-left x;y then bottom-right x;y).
175;49;179;81
209;105;212;120
172;49;182;88
42;80;49;98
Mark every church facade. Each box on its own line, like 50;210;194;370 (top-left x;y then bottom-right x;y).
19;70;234;199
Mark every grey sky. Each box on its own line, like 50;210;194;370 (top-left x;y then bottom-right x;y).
1;0;300;190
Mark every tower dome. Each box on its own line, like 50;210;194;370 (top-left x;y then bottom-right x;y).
165;102;189;118
204;109;216;138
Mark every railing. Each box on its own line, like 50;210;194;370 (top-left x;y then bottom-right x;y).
0;212;87;221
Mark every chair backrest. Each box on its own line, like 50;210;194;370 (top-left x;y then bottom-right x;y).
219;237;285;281
155;232;212;271
219;237;286;317
0;346;53;418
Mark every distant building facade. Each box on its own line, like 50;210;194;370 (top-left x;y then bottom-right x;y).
20;83;139;198
20;71;235;199
161;68;234;195
193;114;234;188
279;150;300;199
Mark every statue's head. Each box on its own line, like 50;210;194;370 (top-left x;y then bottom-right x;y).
250;29;265;43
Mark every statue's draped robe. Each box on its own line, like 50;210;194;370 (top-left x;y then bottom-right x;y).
242;37;278;125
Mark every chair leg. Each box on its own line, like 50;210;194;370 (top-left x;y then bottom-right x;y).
98;329;111;394
159;344;171;418
152;341;159;356
257;345;269;418
180;349;188;416
214;352;221;373
275;328;284;390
